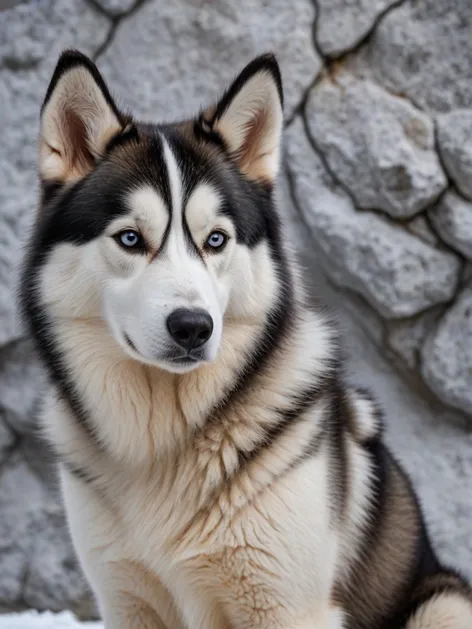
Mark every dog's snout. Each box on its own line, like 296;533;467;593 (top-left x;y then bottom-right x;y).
166;308;213;351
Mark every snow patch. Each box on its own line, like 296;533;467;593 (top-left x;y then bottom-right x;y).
0;611;102;628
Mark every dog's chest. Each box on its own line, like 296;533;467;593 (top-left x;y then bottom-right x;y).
101;444;335;584
102;453;236;565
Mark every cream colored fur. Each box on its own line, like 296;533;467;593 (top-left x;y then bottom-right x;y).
405;594;472;629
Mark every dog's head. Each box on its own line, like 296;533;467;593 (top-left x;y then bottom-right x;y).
26;50;286;374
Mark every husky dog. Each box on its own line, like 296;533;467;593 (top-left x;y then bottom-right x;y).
20;49;471;629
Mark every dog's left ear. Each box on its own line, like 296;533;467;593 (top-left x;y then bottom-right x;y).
202;54;283;186
39;49;127;185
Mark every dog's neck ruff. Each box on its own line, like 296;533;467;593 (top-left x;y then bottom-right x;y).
48;286;336;473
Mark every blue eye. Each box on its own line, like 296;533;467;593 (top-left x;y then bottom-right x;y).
118;230;140;248
205;231;228;250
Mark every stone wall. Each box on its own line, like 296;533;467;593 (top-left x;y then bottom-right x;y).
0;0;471;616
286;0;472;420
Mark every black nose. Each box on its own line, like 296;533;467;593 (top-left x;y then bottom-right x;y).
166;308;213;352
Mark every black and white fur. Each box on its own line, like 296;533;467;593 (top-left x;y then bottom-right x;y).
20;50;472;629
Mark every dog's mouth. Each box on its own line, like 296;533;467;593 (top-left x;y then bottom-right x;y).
160;345;209;371
122;332;206;369
159;352;205;374
164;353;202;366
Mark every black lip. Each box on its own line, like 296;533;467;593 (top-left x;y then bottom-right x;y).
167;355;199;364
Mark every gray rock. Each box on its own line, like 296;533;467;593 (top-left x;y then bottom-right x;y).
0;165;36;346
0;1;24;11
429;191;472;261
437;109;472;200
22;505;94;617
0;0;109;348
284;159;472;576
0;0;108;614
422;286;472;416
464;263;472;286
0;0;109;71
286;118;460;318
98;0;320;120
95;0;135;17
405;215;439;247
0;419;15;464
0;452;50;605
306;76;447;219
280;166;387;346
366;0;472;113
0;451;93;615
0;339;46;435
386;310;441;370
316;0;398;58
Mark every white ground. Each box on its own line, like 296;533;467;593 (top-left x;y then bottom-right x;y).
0;612;101;628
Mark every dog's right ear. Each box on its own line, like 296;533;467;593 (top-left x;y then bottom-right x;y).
39;50;127;185
199;53;284;187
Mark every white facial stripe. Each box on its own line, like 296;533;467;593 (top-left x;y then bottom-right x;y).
161;135;184;239
121;186;169;251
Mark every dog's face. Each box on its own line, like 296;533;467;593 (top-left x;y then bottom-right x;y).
28;51;284;373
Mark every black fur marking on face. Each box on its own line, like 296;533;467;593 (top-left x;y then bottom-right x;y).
105;122;140;154
35;175;131;248
37;132;171;251
161;126;272;253
40;180;64;207
193;114;225;148
160;131;207;259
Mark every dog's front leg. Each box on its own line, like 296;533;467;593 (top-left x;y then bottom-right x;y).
97;571;187;629
61;469;186;629
101;594;170;629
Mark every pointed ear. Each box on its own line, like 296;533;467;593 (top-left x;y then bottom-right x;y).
39;49;128;184
202;54;284;186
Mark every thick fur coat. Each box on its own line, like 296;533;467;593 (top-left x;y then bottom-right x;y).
20;50;472;629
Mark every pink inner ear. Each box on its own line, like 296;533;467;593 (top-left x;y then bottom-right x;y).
63;108;95;174
237;107;269;171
